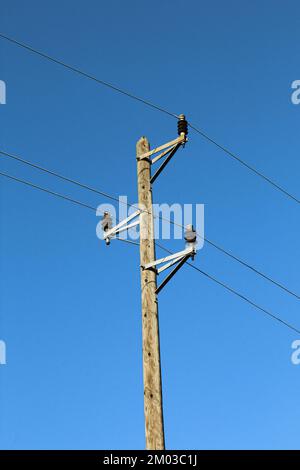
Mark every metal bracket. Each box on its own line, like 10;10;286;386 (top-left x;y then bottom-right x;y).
156;254;191;295
142;245;196;294
136;134;187;184
103;210;140;244
151;142;182;184
137;135;186;162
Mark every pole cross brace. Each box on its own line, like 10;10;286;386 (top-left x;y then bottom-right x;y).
103;210;140;244
142;246;196;294
136;135;186;163
136;134;187;184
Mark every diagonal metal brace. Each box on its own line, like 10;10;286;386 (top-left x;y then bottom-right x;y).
104;210;140;243
157;253;186;274
142;247;194;271
136;115;188;186
156;254;191;294
136;135;185;162
150;142;182;184
136;135;187;184
142;245;196;293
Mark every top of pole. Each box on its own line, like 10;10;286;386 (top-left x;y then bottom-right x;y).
136;136;150;156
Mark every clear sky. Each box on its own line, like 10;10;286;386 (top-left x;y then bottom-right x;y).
0;0;299;450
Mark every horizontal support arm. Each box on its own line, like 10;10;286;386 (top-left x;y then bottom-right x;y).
151;144;177;165
142;246;194;271
136;135;186;161
112;219;140;236
104;210;140;240
157;254;184;274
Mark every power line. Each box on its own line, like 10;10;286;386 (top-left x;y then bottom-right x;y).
0;170;139;246
0;33;178;120
155;242;300;336
203;237;300;300
0;32;299;204
1;169;299;335
188;261;300;335
0;149;122;204
0;170;97;211
1;148;299;300
188;123;300;204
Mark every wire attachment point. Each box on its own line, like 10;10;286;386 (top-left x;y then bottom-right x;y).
142;227;197;293
102;210;141;246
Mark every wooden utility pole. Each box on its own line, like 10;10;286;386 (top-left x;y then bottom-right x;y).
136;136;165;450
104;119;190;449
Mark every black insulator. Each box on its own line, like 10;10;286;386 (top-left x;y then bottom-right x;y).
177;117;188;136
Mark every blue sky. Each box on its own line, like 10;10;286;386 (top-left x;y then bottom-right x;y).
0;0;299;450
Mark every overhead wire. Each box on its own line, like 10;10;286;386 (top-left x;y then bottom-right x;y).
0;32;299;204
0;170;139;246
0;169;299;335
155;241;300;335
1;148;298;300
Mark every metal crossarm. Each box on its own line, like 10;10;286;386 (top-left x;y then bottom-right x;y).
136;135;185;162
142;245;196;294
136;135;186;184
156;254;191;294
103;210;140;243
151;145;178;165
142;247;194;271
135;115;188;186
150;142;182;184
157;254;185;274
